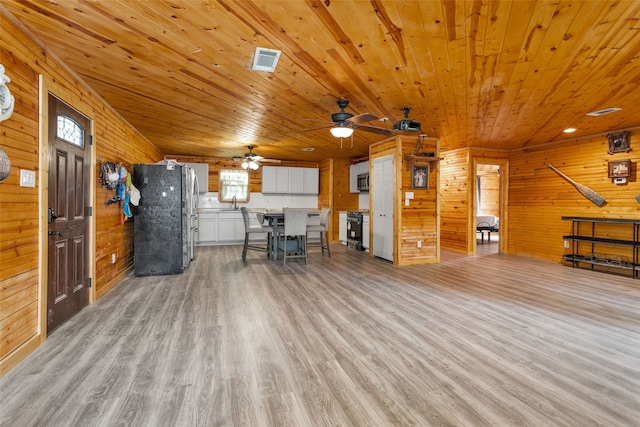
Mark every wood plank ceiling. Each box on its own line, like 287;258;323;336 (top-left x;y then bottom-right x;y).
2;0;640;162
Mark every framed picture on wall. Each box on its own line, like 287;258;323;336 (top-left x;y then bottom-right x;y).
607;131;630;154
411;164;429;189
608;159;631;178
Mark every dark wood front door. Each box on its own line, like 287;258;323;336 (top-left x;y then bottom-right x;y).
47;94;91;334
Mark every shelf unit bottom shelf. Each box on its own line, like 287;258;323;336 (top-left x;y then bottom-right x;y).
563;254;637;270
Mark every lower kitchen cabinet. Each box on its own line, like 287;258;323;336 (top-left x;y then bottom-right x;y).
198;210;268;245
339;212;347;244
198;213;218;243
218;212;245;242
362;214;370;251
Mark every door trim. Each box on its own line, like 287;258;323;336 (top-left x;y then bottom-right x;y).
471;157;509;255
38;77;96;339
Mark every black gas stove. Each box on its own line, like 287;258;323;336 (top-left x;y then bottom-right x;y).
346;211;364;250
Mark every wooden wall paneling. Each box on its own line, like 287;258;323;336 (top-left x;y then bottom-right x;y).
317;159;332;240
399;136;440;265
507;131;639;264
330;158;358;242
1;10;164;376
369;135;440;265
440;148;471;254
478;174;500;216
0;12;43;375
0;271;38;359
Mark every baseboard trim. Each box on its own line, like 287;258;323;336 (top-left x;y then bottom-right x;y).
0;333;42;378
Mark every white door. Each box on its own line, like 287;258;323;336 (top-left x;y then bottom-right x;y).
372;156;394;261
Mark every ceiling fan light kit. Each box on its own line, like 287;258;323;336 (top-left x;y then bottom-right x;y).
300;99;394;138
330;125;354;138
242;159;260;170
235;145;282;169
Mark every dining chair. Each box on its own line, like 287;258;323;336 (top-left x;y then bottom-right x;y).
279;208;309;265
306;207;331;257
241;207;272;261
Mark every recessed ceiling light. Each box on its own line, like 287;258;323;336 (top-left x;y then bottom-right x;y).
302;147;315;152
586;107;622;117
564;128;577;133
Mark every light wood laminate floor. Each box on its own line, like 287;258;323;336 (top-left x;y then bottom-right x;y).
2;245;639;426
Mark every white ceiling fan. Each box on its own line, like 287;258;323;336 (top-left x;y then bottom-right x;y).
233;145;281;170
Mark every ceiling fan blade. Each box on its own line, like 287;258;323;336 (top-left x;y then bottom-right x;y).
354;123;395;136
296;125;334;134
260;158;281;163
348;113;381;124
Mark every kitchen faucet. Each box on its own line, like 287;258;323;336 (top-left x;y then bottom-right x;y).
231;195;237;210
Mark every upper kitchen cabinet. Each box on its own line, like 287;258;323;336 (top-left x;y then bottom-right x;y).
262;166;318;194
262;166;290;193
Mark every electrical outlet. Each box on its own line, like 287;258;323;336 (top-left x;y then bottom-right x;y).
112;253;116;264
563;241;570;248
417;240;422;248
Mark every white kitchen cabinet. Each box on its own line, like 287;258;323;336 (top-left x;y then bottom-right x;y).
261;166;276;193
289;167;304;194
198;212;218;243
339;212;347;244
350;161;369;193
218;212;245;242
262;166;319;194
198;210;266;245
302;167;319;194
262;166;289;193
362;214;370;251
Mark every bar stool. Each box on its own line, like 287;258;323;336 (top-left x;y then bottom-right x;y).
241;207;272;261
279;208;309;265
306;207;331;257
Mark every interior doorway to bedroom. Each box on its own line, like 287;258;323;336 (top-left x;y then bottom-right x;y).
475;163;503;256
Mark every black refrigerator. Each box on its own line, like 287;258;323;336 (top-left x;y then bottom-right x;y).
133;163;187;276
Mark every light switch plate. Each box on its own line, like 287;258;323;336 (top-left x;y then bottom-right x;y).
20;169;36;187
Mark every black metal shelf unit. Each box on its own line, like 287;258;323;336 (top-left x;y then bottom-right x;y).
562;216;640;279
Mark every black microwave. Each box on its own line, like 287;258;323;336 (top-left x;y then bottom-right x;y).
357;172;369;191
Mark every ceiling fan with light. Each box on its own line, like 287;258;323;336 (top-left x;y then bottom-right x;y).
233;145;281;170
300;99;395;142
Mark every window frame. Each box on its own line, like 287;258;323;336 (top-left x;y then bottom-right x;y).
218;169;250;203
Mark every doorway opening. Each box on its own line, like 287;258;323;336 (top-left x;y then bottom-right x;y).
474;163;504;256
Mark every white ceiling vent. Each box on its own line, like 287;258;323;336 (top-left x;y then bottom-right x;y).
252;47;281;72
586;107;622;117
